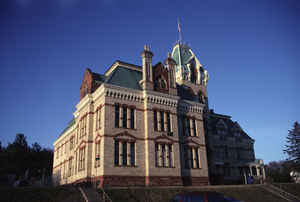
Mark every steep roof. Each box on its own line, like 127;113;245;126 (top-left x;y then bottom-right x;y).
208;111;253;141
105;65;142;90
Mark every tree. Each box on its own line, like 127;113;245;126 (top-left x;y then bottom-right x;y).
284;121;300;171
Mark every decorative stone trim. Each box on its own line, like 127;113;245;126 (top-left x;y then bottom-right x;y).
105;88;144;102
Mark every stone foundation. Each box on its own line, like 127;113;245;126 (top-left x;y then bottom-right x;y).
74;175;209;187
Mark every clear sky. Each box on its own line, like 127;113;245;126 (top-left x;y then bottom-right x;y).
0;0;299;163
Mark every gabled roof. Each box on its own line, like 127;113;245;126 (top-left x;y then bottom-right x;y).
208;111;253;140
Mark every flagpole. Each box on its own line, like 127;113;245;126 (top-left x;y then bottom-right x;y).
177;18;182;44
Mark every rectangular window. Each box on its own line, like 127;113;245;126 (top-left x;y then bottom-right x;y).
68;158;72;177
95;142;101;167
154;110;158;131
155;143;159;167
122;142;127;165
65;142;67;153
161;144;165;167
192;119;197;136
184;146;189;169
130;142;135;166
115;104;120;128
114;140;119;165
70;137;74;150
186;118;191;136
166;112;171;132
181;116;186;136
122;107;127;128
160;111;164;131
56;148;59;159
79;147;85;171
168;145;172;167
75;152;77;174
189;148;193;168
96;107;101;130
130;108;135;129
195;148;200;168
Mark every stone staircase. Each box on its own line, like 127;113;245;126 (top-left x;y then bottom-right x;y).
79;187;112;202
263;183;300;202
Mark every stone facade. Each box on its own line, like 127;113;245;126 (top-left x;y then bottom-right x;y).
205;110;265;185
52;44;210;187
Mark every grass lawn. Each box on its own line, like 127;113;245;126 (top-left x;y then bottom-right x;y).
0;186;83;202
104;185;287;202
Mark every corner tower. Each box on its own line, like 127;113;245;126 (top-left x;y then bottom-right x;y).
171;43;209;109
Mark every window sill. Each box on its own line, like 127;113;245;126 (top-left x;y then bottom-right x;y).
114;165;138;168
115;127;137;130
155;166;176;168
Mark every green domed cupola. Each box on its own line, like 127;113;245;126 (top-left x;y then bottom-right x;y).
171;43;209;86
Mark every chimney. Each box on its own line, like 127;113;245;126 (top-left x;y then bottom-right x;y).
141;45;154;90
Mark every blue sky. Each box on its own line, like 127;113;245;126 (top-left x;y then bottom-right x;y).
0;0;299;163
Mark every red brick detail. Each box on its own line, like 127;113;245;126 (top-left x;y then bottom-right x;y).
182;176;209;186
97;175;146;187
71;175;209;187
147;176;183;186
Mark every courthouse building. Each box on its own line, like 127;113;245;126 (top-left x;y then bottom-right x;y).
53;43;210;186
52;42;265;187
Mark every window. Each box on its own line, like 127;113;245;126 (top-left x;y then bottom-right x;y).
95;141;101;167
80;116;87;139
167;112;171;132
122;141;127;166
115;104;120;128
130;108;135;129
160;111;164;131
56;148;59;159
161;144;165;167
195;148;200;168
70;136;74;150
186;118;191;136
75;152;77;174
65;142;67;153
184;146;201;169
122;106;127;128
115;140;135;167
155;143;174;168
168;145;173;167
181;116;197;137
154;110;172;135
114;140;119;165
155;143;159;167
68;158;72;177
115;104;135;129
130;142;135;166
96;107;102;130
78;147;85;171
192;119;197;136
154;110;158;131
